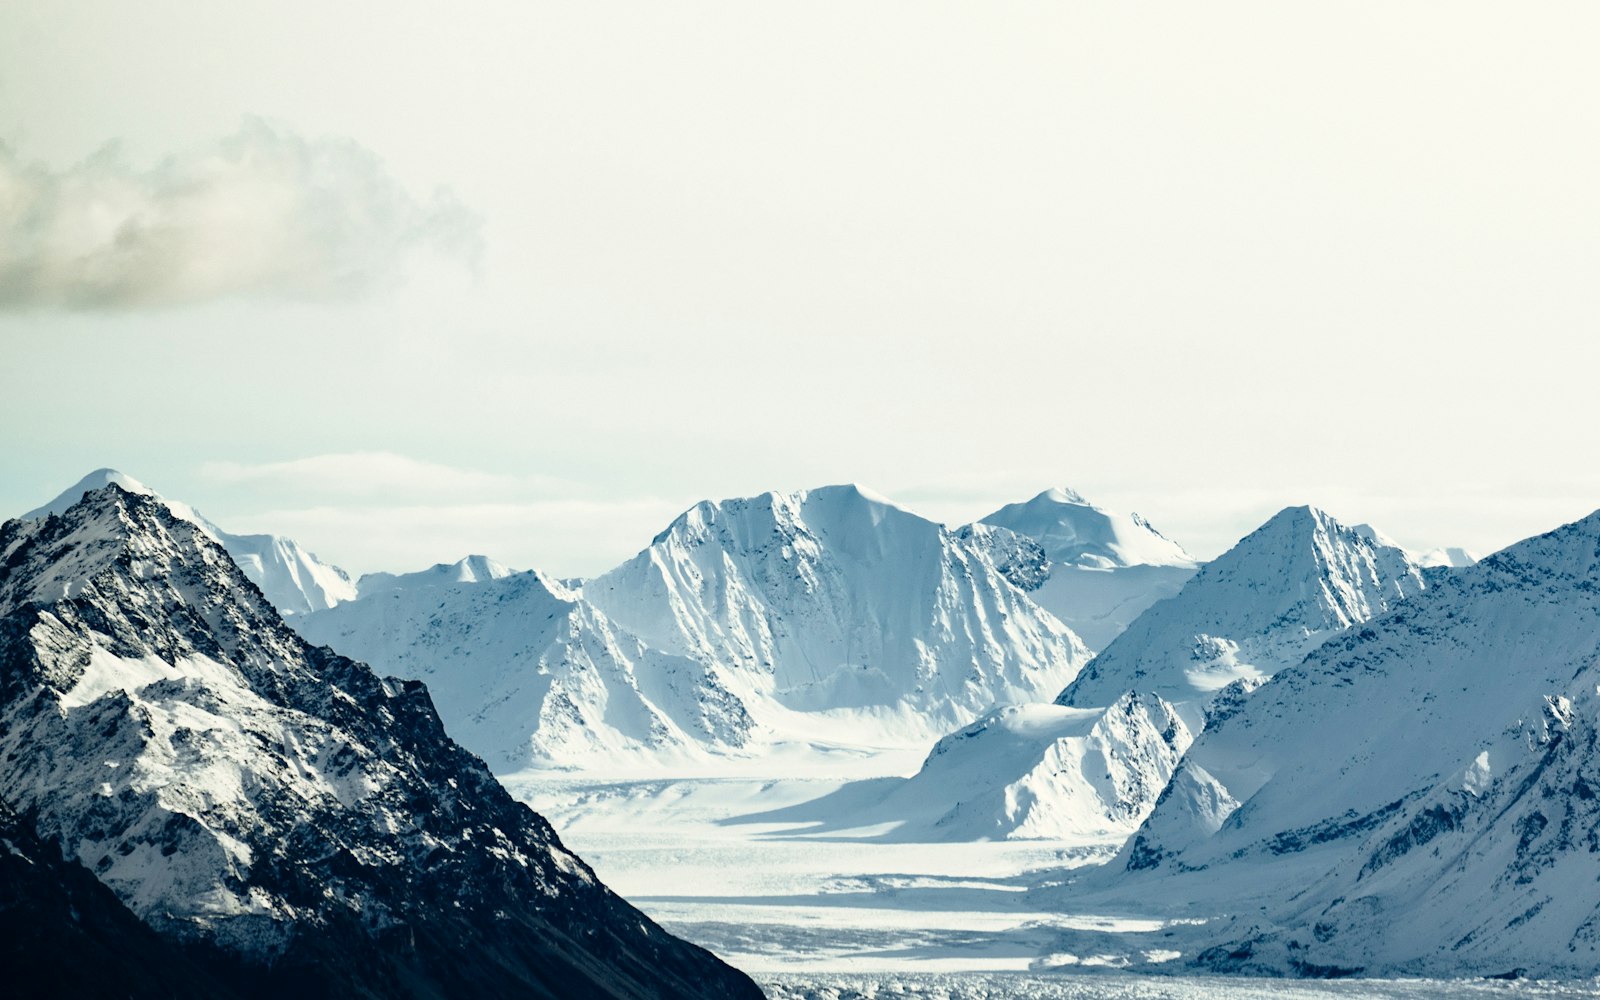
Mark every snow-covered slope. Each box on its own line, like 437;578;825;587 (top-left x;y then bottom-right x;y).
971;488;1198;652
1101;508;1600;977
295;566;752;771
583;484;1091;745
1059;505;1426;716
1353;522;1479;573
0;484;761;999
24;469;356;617
890;693;1192;841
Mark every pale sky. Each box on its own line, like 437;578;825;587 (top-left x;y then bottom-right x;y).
3;2;1597;577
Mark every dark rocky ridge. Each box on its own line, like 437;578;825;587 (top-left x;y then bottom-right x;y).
0;795;251;1000
0;484;763;999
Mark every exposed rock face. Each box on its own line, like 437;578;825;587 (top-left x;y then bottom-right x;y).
23;468;357;616
0;484;762;999
0;796;250;1000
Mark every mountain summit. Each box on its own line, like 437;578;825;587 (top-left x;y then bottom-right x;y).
22;469;356;616
1058;504;1425;714
979;487;1195;570
963;487;1198;651
582;483;1091;746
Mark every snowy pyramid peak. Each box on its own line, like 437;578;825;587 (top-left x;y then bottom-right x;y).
21;468;159;521
20;468;221;541
0;483;762;997
0;482;223;617
1058;503;1426;710
1039;485;1091;506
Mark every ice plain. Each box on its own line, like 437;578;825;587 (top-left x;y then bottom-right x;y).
505;760;1595;998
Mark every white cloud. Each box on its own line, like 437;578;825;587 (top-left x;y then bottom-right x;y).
0;118;480;309
199;452;572;500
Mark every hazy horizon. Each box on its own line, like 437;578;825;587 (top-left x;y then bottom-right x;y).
5;2;1597;576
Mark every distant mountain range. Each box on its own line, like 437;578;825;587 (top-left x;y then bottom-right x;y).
22;466;1576;983
303;484;1095;769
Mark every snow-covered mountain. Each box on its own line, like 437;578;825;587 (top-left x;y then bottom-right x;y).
352;553;514;598
979;487;1195;570
1059;505;1426;717
1352;522;1479;574
24;469;356;617
1100;507;1600;977
0;483;761;998
582;484;1091;746
295;566;752;771
889;505;1425;845
968;488;1198;652
1414;545;1479;569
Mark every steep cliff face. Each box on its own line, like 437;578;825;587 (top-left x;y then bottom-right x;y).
0;484;762;999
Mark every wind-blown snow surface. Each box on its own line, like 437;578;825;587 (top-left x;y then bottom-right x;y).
972;488;1198;652
1082;508;1600;977
295;561;751;770
24;469;356;616
0;484;761;998
1059;505;1426;717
